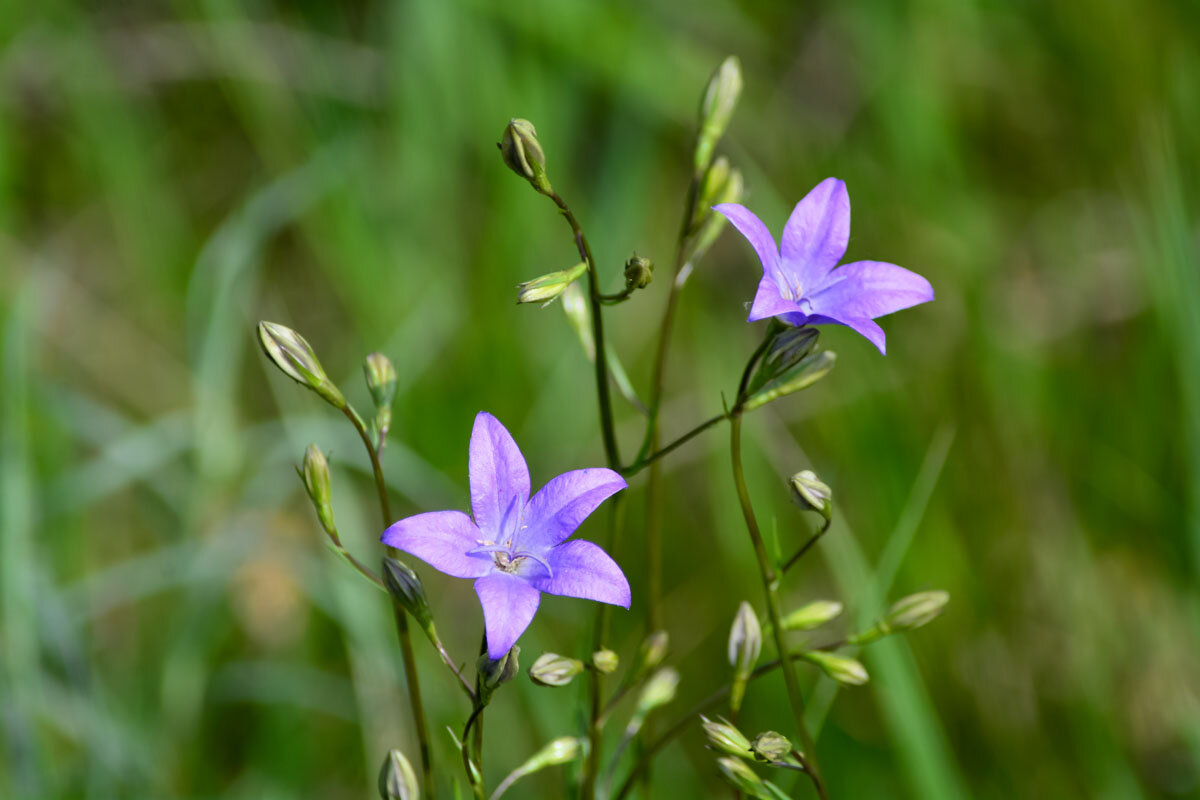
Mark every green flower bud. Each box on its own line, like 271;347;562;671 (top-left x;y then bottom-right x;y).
529;653;585;687
717;756;765;797
498;118;552;194
377;748;419;800
258;321;346;408
803;650;868;686
698;156;732;215
364;352;397;408
742;350;836;411
478;646;520;704
780;600;843;632
700;715;753;759
684;165;744;264
728;601;762;669
299;444;335;534
382;557;434;637
623;252;654;290
789;470;833;522
591;649;619;674
517;261;587;306
695;56;743;171
635;667;679;715
635;630;669;678
524;736;585;769
885;590;950;632
750;731;792;763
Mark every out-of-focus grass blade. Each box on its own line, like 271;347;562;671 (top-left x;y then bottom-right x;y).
561;282;648;415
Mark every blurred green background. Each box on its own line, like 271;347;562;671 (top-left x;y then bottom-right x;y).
3;0;1199;797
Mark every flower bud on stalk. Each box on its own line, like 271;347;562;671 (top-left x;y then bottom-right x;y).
728;601;762;713
686;166;743;265
789;470;833;523
695;56;743;172
803;650;868;686
780;599;843;632
742;350;836;411
634;630;669;679
377;748;419;800
257;321;345;409
529;653;585;687
517;261;587;306
701;715;753;759
750;731;792;763
717;757;768;798
477;646;520;704
624;252;654;291
382;557;435;638
498;118;552;195
364;352;397;407
635;667;680;716
853;590;950;644
591;649;619;674
299;444;335;537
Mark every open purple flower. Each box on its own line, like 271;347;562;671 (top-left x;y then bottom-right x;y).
715;178;933;354
382;412;630;659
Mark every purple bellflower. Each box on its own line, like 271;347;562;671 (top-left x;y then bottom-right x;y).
715;178;933;354
382;412;630;659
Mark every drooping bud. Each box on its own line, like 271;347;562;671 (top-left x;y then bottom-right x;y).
803;650;868;686
478;646;520;704
529;653;585;687
591;649;619;675
780;600;843;632
695;56;743;171
382;557;434;637
300;444;335;535
377;748;419;800
364;352;397;407
700;715;753;759
750;731;792;763
258;321;346;408
517;261;588;306
635;667;680;716
742;350;836;411
498;118;552;194
623;252;654;291
789;470;833;522
634;630;669;678
716;756;767;798
728;601;762;713
885;590;950;632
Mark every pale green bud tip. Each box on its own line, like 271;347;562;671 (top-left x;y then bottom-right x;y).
623;252;654;290
382;558;433;632
885;590;949;632
517;262;587;306
498;118;551;193
529;736;586;768
378;748;419;800
638;630;669;674
781;600;843;632
591;649;619;674
364;352;397;407
804;651;868;686
700;715;753;759
695;56;743;170
717;756;764;796
529;653;585;687
751;731;792;763
789;470;833;520
636;667;680;714
728;601;762;669
257;321;345;408
301;444;332;508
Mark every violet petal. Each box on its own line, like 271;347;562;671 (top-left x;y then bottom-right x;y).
533;540;631;608
468;412;531;541
382;510;491;578
474;572;541;659
779;177;850;289
521;468;627;551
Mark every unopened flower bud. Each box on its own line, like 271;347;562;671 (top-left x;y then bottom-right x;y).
635;667;679;715
686;166;743;264
885;591;950;632
591;649;619;674
635;630;669;678
478;645;520;703
803;650;868;686
781;600;843;632
258;321;346;408
377;748;419;800
751;731;792;763
529;653;585;687
728;601;762;669
789;470;833;522
517;261;587;306
700;715;753;759
742;350;836;411
498;118;552;194
623;252;654;290
364;352;397;408
695;56;743;171
717;756;766;797
521;736;586;771
382;557;434;637
300;444;334;534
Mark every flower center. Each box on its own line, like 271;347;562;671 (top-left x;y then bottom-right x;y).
777;273;804;302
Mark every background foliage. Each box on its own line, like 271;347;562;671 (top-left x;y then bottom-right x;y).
3;0;1199;797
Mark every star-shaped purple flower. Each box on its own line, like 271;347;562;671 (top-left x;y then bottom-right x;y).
715;178;933;354
382;412;631;659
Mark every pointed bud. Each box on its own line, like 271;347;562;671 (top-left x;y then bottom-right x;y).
478;646;520;703
623;252;654;290
885;591;950;632
686;166;744;264
700;715;753;759
751;731;792;763
529;653;585;687
498;118;552;194
635;667;680;715
364;353;397;408
517;261;587;306
378;748;419;800
698;157;732;216
780;600;843;632
717;756;766;797
635;630;669;678
591;649;619;675
257;321;345;409
382;557;434;636
742;351;836;411
518;736;586;772
803;651;868;686
695;57;743;171
789;470;833;522
728;602;762;669
299;444;335;535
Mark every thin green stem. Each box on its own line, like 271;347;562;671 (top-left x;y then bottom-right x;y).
621;412;729;477
729;414;827;800
783;519;832;574
462;704;487;800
